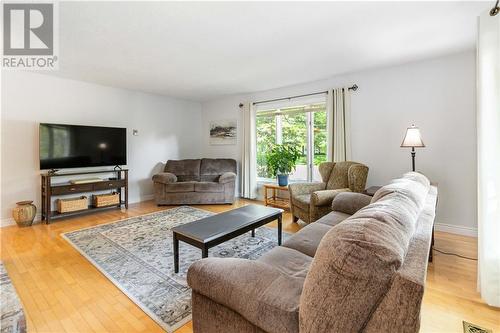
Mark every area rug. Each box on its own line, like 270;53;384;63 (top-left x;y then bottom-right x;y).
0;262;26;333
62;206;285;332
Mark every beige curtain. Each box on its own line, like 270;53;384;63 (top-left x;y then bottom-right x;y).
240;102;257;199
477;9;500;307
326;87;352;162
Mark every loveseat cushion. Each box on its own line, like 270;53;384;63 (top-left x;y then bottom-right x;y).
164;182;195;193
195;182;224;193
165;159;201;182
283;223;331;257
200;158;237;182
258;246;313;279
316;211;351;227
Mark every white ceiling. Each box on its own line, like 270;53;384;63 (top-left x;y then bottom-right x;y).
50;1;490;101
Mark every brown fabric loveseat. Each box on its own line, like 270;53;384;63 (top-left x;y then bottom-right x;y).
152;158;236;205
187;172;437;333
289;161;369;223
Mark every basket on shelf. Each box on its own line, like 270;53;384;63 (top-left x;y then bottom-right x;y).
57;196;88;213
92;192;120;208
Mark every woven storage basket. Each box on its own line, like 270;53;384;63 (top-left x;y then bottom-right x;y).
57;196;88;213
93;192;120;208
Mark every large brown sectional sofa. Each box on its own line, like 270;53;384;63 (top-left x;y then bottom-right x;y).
152;158;237;205
187;172;438;333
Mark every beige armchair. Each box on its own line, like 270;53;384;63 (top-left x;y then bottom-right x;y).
288;161;369;223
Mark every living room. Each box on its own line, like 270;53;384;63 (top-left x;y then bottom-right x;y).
1;1;499;333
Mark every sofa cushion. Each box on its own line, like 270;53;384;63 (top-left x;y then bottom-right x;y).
195;182;224;193
165;159;201;182
188;258;302;333
292;194;311;211
258;246;313;279
283;223;331;257
316;211;351;227
164;182;195;193
299;175;430;333
331;192;372;215
200;159;237;182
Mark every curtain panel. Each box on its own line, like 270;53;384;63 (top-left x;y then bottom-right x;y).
477;10;500;307
240;102;257;199
326;87;352;162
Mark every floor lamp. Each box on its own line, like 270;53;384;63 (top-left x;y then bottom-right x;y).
401;125;425;171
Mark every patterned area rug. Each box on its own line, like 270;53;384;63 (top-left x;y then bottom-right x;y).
0;262;26;333
62;206;284;332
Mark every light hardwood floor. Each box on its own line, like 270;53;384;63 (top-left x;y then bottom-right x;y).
1;199;498;333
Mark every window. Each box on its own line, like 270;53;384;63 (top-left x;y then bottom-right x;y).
256;97;327;182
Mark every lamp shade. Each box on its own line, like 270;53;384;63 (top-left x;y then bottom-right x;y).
401;125;425;148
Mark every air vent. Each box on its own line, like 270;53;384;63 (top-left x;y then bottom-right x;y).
463;321;492;333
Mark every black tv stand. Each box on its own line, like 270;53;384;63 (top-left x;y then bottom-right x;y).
41;168;129;224
48;169;59;175
113;165;122;171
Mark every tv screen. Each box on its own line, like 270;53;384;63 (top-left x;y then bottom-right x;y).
39;123;127;170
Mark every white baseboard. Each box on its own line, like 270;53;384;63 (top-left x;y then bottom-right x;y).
1;213;42;228
434;222;478;237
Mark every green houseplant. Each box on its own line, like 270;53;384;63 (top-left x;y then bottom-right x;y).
266;144;301;186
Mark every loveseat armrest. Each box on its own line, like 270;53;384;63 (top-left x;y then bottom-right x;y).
219;172;236;184
331;192;372;215
188;258;302;333
152;172;177;184
311;188;350;207
288;182;326;196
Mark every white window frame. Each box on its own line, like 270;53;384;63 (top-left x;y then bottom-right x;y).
255;95;327;183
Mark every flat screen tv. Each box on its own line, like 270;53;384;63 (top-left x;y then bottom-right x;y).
39;123;127;170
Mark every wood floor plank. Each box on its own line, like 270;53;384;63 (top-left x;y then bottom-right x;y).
1;199;498;333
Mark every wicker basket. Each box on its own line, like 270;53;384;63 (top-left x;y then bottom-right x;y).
57;196;88;213
93;192;120;208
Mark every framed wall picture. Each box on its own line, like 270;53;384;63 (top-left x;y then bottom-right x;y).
209;119;237;145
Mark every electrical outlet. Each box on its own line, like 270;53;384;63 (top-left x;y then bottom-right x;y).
132;129;139;136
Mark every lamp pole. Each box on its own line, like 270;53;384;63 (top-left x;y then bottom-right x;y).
411;147;416;172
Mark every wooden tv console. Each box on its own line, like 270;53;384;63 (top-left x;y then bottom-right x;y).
41;169;128;224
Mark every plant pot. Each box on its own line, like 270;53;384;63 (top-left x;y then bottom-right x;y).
277;174;289;187
12;201;36;227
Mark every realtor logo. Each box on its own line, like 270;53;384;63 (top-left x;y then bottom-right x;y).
2;2;58;69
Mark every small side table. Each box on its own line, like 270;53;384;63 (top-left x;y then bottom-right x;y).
263;184;290;210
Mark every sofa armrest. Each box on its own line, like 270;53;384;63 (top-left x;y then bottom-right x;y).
188;258;302;333
331;192;372;215
152;172;177;184
311;188;350;206
219;172;236;184
288;182;326;196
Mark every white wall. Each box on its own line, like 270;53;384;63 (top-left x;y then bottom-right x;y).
201;51;477;235
1;71;202;226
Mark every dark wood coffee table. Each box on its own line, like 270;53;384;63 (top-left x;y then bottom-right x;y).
171;205;283;273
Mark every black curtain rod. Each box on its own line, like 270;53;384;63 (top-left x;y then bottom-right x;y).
247;84;358;106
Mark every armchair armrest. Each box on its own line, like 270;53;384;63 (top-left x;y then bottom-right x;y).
152;172;177;184
311;188;350;206
331;192;372;215
288;182;326;196
188;258;302;333
219;172;236;184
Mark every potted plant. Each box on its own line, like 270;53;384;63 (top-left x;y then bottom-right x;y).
266;144;301;186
